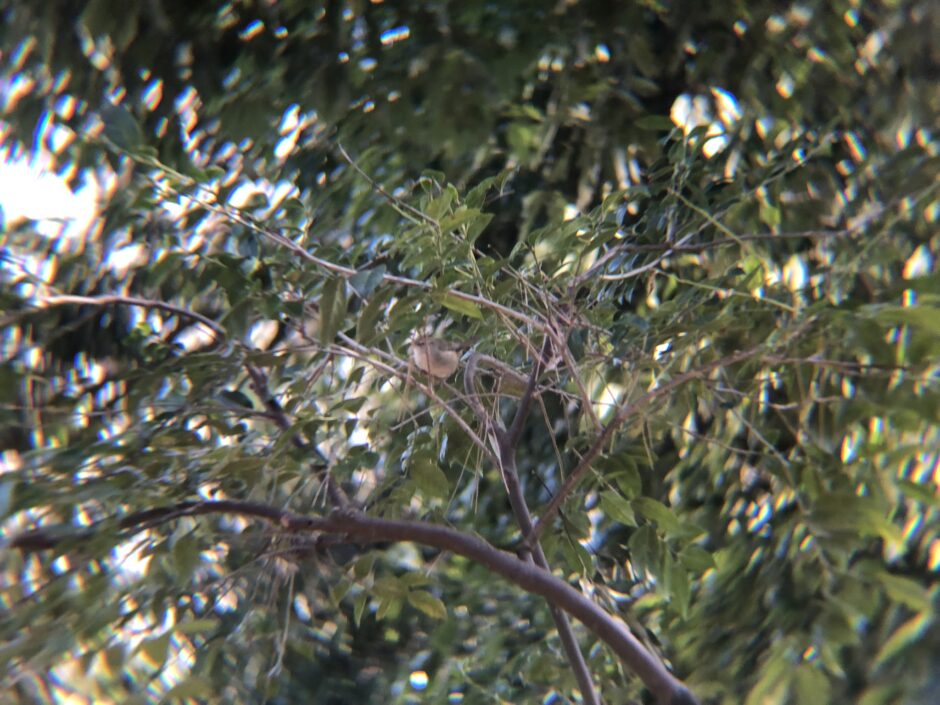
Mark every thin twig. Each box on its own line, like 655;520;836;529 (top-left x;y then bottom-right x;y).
467;342;602;705
38;294;225;343
529;345;764;546
335;143;438;227
332;336;498;468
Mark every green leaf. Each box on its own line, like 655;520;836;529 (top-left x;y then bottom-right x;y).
807;494;902;545
410;453;450;499
871;304;940;336
353;553;374;580
876;572;930;612
331;579;351;604
376;596;402;621
872;612;931;668
349;266;387;298
628;526;661;580
373;576;407;600
632;497;681;536
607;464;641;498
439;207;486;234
100;103;145;151
426;185;457;220
759;201;781;229
79;0;139;51
465;211;494;243
745;650;788;705
164;676;213;699
896;479;939;507
171;536;199;579
407;590;447;619
174;619;217;634
353;592;368;626
319;277;348;344
138;633;169;668
560;535;594;575
432;290;483;319
399;572;431;588
792;665;832;705
678;545;716;573
104;645;126;672
356;287;391;344
600;490;636;526
663;552;691;618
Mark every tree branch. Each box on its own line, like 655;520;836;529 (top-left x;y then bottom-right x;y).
35;294;349;509
37;294;226;343
243;363;348;508
505;337;550;448
9;501;699;705
467;341;602;705
529;346;762;546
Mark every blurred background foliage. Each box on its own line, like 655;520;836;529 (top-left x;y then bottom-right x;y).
0;0;938;703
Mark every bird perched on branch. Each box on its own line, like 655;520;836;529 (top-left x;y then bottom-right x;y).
409;335;478;378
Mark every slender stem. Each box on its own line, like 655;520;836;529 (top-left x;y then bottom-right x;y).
38;294;225;342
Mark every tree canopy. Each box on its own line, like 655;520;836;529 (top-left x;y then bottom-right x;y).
1;1;938;704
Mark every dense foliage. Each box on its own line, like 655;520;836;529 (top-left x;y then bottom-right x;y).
1;1;938;704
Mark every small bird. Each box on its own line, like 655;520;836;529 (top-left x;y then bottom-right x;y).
409;335;477;378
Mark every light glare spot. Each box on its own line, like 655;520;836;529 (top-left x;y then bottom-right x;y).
294;593;312;621
409;671;428;690
595;43;610;62
807;47;827;63
239;20;264;41
843;131;867;162
142;79;163;111
380;26;410;46
776;73;795;99
711;87;742;126
782;255;808;292
902;245;931;279
279;104;301;134
766;15;786;33
840;430;860;463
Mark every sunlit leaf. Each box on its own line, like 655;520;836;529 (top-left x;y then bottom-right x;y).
408;590;447;619
432;290;483;319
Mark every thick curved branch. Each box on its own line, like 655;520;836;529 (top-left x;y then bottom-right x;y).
9;501;698;705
